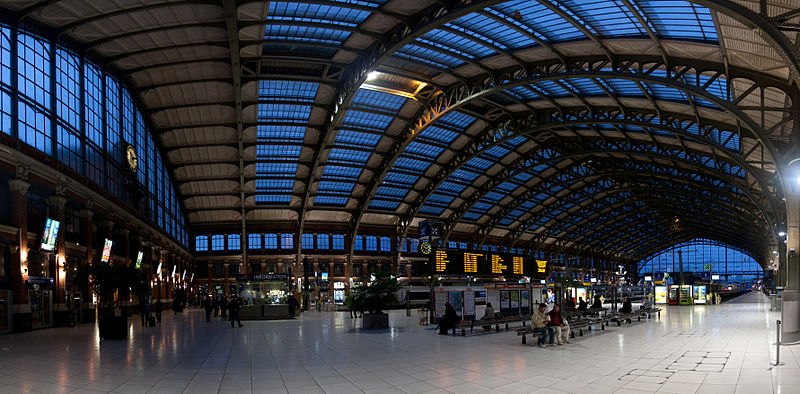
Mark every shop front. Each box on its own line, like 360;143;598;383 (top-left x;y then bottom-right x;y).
235;273;292;319
27;276;54;329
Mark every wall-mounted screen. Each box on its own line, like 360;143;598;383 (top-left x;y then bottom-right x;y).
135;251;143;269
41;218;61;251
432;250;546;278
100;239;113;262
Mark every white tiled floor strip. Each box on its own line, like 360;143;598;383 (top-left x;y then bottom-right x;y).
0;291;795;394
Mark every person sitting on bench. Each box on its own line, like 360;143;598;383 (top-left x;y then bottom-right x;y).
641;296;652;310
565;295;576;311
577;297;587;311
547;304;571;345
531;303;555;348
591;294;603;309
481;303;495;331
438;302;459;335
620;297;632;313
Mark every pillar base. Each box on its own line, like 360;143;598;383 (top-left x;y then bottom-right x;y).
782;290;800;343
53;303;71;327
12;304;32;333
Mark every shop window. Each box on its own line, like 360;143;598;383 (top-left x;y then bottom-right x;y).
265;233;278;249
281;233;293;249
380;237;391;252
302;233;314;249
317;234;329;249
211;235;225;251
248;233;262;250
332;234;345;250
195;235;208;252
353;264;363;276
409;238;419;253
334;263;344;276
448;241;457;249
228;234;240;250
365;236;377;251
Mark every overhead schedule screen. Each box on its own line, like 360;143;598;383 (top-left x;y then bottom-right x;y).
432;250;547;278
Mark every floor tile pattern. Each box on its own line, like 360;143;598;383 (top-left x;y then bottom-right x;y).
0;291;794;393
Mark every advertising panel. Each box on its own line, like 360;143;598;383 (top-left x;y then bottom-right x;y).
655;286;667;304
100;239;113;263
41;218;60;251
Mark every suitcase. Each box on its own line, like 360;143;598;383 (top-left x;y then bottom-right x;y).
148;316;156;327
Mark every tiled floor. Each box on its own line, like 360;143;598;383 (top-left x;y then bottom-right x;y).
0;291;796;393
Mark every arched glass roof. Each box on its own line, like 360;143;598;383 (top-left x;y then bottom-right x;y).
2;0;798;265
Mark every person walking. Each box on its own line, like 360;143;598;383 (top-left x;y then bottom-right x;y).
139;297;147;327
228;295;243;328
213;296;220;317
154;299;163;325
202;296;213;322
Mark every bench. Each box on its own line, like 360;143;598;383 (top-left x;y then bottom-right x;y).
515;327;544;345
457;315;530;336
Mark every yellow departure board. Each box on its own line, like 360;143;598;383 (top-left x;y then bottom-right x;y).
463;253;480;273
536;259;548;274
491;255;507;274
512;256;524;275
435;250;449;272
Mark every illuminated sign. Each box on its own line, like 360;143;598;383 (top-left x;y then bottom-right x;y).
431;251;545;278
190;273;194;282
512;256;523;275
156;262;162;276
321;272;328;280
464;253;480;273
100;239;113;262
435;250;449;272
135;251;143;269
419;240;432;255
182;270;187;281
490;255;506;274
41;218;61;251
172;265;177;278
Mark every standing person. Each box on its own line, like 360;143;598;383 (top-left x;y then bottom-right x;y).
202;296;213;322
287;294;300;318
138;297;147;327
213;296;220;317
481;302;496;332
228;295;243;328
531;303;555;348
438;302;459;335
154;299;163;325
220;295;227;318
547;304;571;345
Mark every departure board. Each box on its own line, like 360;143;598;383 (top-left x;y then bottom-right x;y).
430;250;547;278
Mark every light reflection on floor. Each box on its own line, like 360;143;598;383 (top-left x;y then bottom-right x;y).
0;292;797;393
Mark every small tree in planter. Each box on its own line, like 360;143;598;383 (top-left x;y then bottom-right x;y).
350;270;401;329
77;261;147;340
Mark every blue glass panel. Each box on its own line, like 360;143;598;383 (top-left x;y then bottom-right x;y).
0;26;9;87
394;157;431;172
419;204;445;215
257;125;306;142
420;29;496;59
483;145;511;159
18;101;51;154
450;169;480;182
405;141;444;159
465;157;494;170
314;196;349;205
375;186;407;197
55;48;80;130
256;145;301;159
323;165;362;179
257;103;312;123
318;180;355;193
638;0;717;41
532;80;570;97
352;88;408;112
264;25;351;45
105;76;121;161
383;172;418;185
17;32;50;109
84;63;103;147
428;193;455;204
451;13;530;50
341;109;394;131
57;125;82;173
259;80;318;102
562;78;606;96
558;0;645;38
484;191;504;202
328;148;371;164
463;211;483;220
268;2;371;27
438;181;465;193
489;1;584;42
335;129;381;147
397;45;464;69
256;194;292;204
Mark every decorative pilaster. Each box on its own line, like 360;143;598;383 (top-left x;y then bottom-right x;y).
9;178;31;332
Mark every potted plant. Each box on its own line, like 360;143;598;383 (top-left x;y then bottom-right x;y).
77;261;147;340
350;270;401;329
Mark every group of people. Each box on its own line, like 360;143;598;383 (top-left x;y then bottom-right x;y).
138;298;163;327
531;303;572;347
201;295;243;328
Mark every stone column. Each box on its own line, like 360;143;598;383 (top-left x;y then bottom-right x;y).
207;263;213;296
153;246;162;301
223;263;230;297
9;178;31;332
119;228;130;266
47;194;69;326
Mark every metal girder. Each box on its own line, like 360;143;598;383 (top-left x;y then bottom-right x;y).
82;22;228;53
222;0;247;264
104;41;231;64
444;114;776;242
383;56;784;242
292;0;513;256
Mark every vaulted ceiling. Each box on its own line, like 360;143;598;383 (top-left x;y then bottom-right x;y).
4;0;800;265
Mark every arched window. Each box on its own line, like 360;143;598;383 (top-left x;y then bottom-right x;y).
195;235;208;252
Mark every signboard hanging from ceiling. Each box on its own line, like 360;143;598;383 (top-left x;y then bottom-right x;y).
431;250;547;278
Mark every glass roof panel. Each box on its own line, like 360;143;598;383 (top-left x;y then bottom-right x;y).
637;0;717;41
352;88;408;112
268;2;372;27
557;0;645;38
450;13;531;50
420;29;497;59
259;80;318;102
396;45;465;69
264;25;351;45
489;1;584;42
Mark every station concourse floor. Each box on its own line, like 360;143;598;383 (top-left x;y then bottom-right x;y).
0;292;796;394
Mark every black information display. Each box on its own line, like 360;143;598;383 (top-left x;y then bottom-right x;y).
430;250;548;278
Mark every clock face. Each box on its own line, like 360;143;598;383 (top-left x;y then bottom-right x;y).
419;241;432;255
126;145;138;172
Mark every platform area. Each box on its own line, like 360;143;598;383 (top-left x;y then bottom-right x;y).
0;292;795;394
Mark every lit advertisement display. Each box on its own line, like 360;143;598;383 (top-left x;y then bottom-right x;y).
100;239;113;262
432;250;546;278
135;251;143;269
41;218;61;251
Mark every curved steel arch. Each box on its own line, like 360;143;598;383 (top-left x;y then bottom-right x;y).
438;114;776;242
636;238;760;271
381;61;784;242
